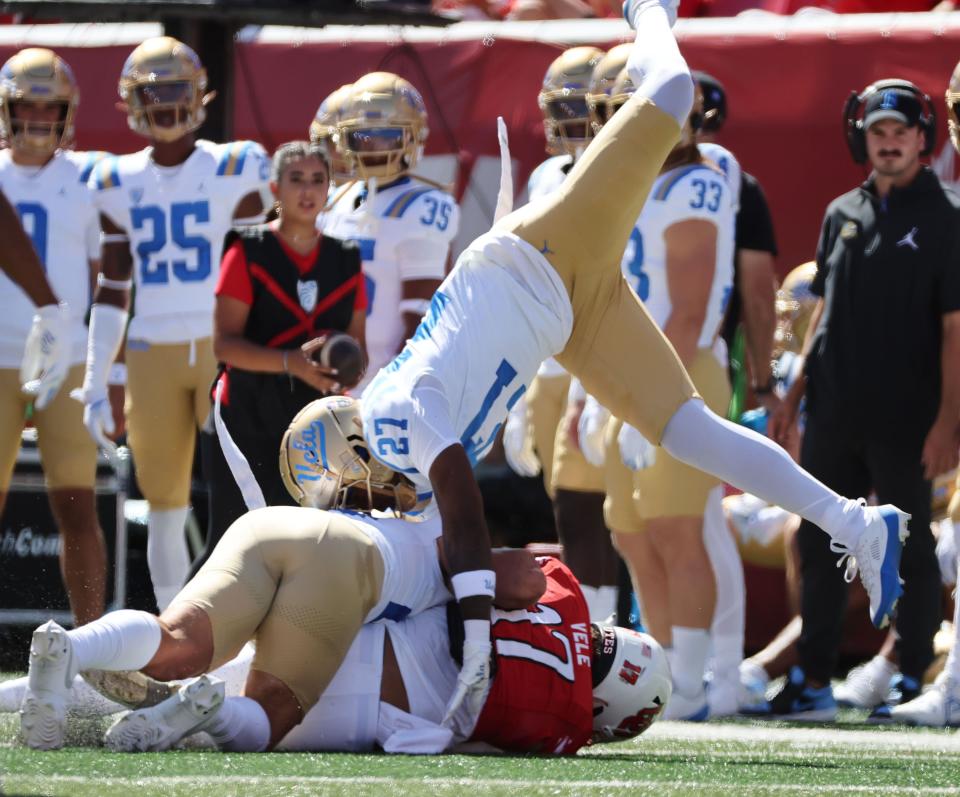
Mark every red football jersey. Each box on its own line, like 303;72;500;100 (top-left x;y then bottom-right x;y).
471;557;594;754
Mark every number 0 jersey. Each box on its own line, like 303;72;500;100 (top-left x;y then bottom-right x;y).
322;177;460;389
624;160;736;350
471;557;594;754
89;139;269;343
0;149;103;368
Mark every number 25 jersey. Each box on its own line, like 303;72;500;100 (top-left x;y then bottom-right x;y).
89;139;269;343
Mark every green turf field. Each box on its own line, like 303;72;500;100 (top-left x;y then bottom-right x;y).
2;672;960;797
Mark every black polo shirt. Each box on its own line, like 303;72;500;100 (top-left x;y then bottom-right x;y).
805;166;960;441
721;172;779;349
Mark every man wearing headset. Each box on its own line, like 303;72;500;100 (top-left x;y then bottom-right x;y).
767;80;960;720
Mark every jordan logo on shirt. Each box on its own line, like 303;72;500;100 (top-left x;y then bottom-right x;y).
897;227;919;251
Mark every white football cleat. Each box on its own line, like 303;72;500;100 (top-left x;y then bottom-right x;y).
105;674;225;752
662;686;709;722
833;655;896;709
622;0;679;29
19;620;78;750
832;505;909;629
875;677;960;727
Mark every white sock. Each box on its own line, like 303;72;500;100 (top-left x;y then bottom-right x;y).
205;696;270;752
661;400;867;548
626;2;693;127
148;506;191;610
68;609;161;672
945;573;960;686
580;585;618;623
740;659;769;687
672;626;710;698
703;487;745;679
208;642;256;699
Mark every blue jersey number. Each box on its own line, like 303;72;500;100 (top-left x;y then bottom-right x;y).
625;228;648;301
131;200;212;285
460;359;524;466
15;202;49;268
420;197;452;232
373;417;409;458
690;179;723;213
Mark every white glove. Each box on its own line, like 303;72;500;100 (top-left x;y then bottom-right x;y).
936;518;958;588
71;387;117;458
70;303;127;458
442;619;492;740
618;423;657;471
503;396;540;478
20;302;70;411
578;395;610;468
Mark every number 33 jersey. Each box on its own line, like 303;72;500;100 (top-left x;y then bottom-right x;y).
322;177;460;386
89;139;270;343
625;160;736;349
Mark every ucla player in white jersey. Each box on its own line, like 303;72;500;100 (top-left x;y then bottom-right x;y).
584;67;735;720
0;48;113;625
322;73;459;392
360;0;910;729
77;37;270;610
504;46;620;623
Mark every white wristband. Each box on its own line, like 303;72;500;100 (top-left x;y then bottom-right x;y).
99;233;129;245
97;273;133;290
451;569;496;601
107;363;127;386
399;298;431;316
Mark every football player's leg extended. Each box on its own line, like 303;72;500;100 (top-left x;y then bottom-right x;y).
560;279;895;595
503;0;689;286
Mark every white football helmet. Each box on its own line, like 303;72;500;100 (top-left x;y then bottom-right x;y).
280;395;419;514
592;625;672;743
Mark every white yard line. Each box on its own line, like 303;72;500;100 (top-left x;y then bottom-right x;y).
3;775;957;795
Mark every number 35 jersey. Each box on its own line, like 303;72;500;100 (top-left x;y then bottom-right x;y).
625;161;736;349
0;149;102;368
322;177;460;385
90;139;270;343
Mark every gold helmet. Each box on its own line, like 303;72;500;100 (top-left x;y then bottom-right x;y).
118;36;213;143
775;261;819;356
946;60;960;154
335;72;428;182
0;48;79;156
280;396;418;514
586;43;632;133
538;46;604;157
310;84;354;184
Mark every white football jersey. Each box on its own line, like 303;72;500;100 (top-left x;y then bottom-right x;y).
361;230;573;492
0;149;103;368
322;177;460;389
697;142;741;213
624;161;736;350
89;139;270;343
526;155;574;380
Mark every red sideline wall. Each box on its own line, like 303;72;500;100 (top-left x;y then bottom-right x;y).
1;22;959;272
233;24;960;273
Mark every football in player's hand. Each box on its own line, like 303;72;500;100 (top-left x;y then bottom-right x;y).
311;333;365;389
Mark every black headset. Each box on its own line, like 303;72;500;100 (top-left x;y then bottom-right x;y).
843;78;937;164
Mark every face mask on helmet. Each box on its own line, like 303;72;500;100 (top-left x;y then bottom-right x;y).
280;396;420;516
545;97;592;144
0;48;78;156
118;37;212;144
335;72;428;183
591;624;672;743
